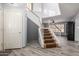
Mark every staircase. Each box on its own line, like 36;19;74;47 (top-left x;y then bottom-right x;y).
27;7;59;48
43;28;58;48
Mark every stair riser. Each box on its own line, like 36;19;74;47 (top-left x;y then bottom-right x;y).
44;29;49;30
44;35;52;37
44;32;50;33
44;40;55;43
44;37;52;39
44;29;49;31
44;34;51;36
44;44;57;48
44;33;51;35
44;31;50;32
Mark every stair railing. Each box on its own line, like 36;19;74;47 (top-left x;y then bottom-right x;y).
48;20;62;36
53;23;62;36
48;20;62;46
26;7;44;48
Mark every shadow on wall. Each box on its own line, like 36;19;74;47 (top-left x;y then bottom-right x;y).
27;18;39;43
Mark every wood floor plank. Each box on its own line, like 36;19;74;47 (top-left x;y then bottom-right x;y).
7;36;79;56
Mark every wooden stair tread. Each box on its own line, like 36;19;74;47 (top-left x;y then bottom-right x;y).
44;43;58;48
44;32;50;33
44;31;50;33
44;33;51;36
44;36;54;39
43;29;49;30
44;39;55;43
44;33;50;34
44;38;55;40
44;35;52;37
45;42;56;45
44;35;51;36
44;36;52;39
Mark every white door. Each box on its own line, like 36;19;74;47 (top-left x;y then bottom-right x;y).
4;9;22;49
0;8;3;51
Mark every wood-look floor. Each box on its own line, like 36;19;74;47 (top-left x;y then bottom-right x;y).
7;36;79;56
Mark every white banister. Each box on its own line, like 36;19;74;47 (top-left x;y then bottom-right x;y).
39;27;44;48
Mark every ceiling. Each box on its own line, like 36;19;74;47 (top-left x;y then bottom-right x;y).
3;3;79;22
43;3;79;22
3;3;26;9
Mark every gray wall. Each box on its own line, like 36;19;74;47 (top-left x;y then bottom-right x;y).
27;18;39;43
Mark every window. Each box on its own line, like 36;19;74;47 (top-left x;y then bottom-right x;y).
52;23;65;33
26;3;32;10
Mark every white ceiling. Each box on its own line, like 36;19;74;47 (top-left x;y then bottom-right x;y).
42;3;61;18
43;3;79;22
3;3;79;22
33;3;61;18
3;3;26;9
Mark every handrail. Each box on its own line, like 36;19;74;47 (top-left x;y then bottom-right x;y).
26;7;42;26
26;7;40;19
49;24;60;47
48;20;62;35
53;23;61;32
48;20;61;32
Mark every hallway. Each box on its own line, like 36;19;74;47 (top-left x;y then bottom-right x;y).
8;36;79;56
